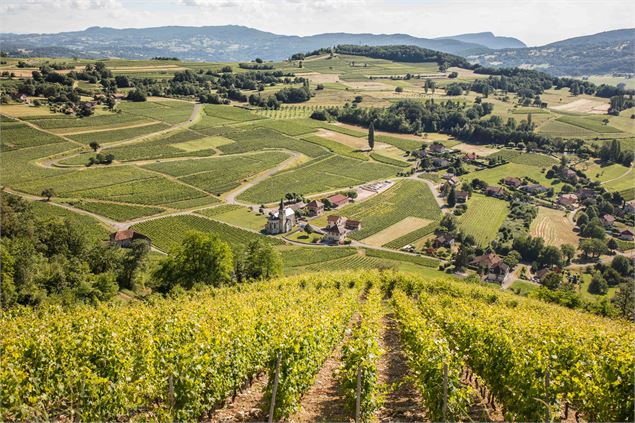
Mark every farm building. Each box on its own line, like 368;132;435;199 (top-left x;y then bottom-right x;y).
428;143;447;155
558;193;578;208
519;184;548;195
601;214;616;227
306;200;324;216
433;232;455;248
462;152;478;163
485;186;506;199
619;229;634;241
456;191;469;203
109;230;151;248
266;200;296;234
624;201;635;214
502;177;523;188
327;193;349;208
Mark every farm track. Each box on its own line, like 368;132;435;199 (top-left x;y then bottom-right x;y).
377;313;428;422
207;373;269;423
600;165;632;185
290;315;359;423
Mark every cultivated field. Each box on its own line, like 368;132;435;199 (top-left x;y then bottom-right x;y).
458;194;509;246
530;206;579;247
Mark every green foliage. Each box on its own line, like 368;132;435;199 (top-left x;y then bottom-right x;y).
339;287;384;421
153;231;234;291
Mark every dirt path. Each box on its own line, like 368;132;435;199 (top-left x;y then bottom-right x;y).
290;332;351;423
377;314;428;422
208;373;269;423
223;151;303;206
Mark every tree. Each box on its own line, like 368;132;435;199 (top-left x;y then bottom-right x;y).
89;142;100;152
242;239;283;280
581;219;605;239
368;121;375;151
453;244;474;271
503;250;521;268
440;214;457;232
576;212;588;228
118;239;149;290
560;244;576;264
589;271;609;295
539;245;563;268
542;272;562;290
153;231;234;292
580;238;608;258
41;188;55;201
607;238;619;251
612;279;634;321
447;185;456;207
611;255;633;277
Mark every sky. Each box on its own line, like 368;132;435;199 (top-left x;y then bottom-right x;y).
1;0;634;46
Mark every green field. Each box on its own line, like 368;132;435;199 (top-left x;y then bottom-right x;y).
458;193;509;246
322;179;442;241
70;201;165;221
143;152;290;195
556;115;622;134
220;127;329;157
30;200;111;241
132;214;282;252
238;155;399;203
118;100;194;124
462;163;554;188
68;122;170;144
196;205;267;231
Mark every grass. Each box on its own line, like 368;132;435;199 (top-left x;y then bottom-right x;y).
30;200;111;241
143;152;290;195
196;205;267;232
69;201;165;221
458;193;509;246
68;123;170;144
238;155;399;204
462;163;553;187
537;120;596;137
0;122;68;151
172;136;233;151
163;196;220;209
556;115;622;133
383;221;439;249
508;280;540;296
301;134;368;160
509;152;558;167
375;135;425;152
370;152;410;167
131;214;281;252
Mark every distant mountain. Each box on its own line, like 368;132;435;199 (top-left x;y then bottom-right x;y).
437;32;526;50
0;25;501;62
467;29;635;76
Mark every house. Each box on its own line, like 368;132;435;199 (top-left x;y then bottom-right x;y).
432;158;450;169
266;200;296;234
470;253;509;283
619;229;635;241
562;168;578;180
519;184;548;195
624;200;635;214
289;201;306;211
109;230;151;248
558;193;578;208
433;232;455;248
345;219;362;231
485;186;506;199
502;176;523;188
456;191;469;203
429;143;447;155
534;267;553;282
327;215;346;227
601;214;616;227
306;200;324;217
447;176;460;186
462;152;478;163
323;222;347;244
470;253;502;270
327;193;349;208
442;173;455;181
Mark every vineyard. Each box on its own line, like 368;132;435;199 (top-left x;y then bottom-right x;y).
2;271;631;422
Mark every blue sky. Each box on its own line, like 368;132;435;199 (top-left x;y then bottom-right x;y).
1;0;633;45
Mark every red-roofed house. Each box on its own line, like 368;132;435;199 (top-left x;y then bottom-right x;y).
601;214;616;227
327;194;349;208
306;200;324;217
109;230;151;248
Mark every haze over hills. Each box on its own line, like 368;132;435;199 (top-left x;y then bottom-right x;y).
0;25;511;61
468;28;635;76
1;25;633;76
